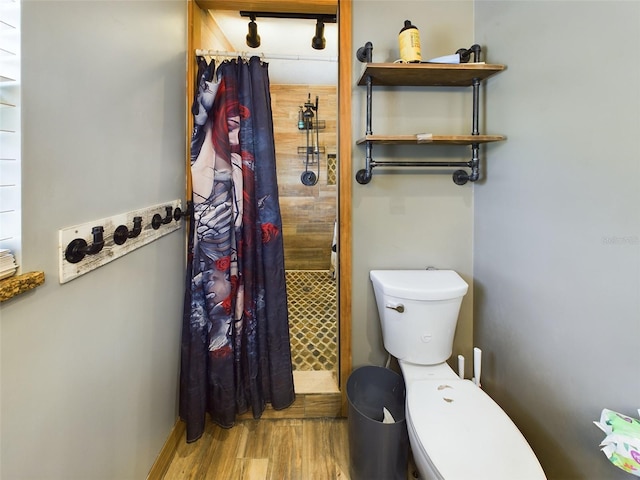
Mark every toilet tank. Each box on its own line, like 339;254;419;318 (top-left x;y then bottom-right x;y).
370;270;468;365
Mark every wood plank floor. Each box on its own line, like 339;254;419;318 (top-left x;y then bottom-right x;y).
162;418;352;480
162;418;420;480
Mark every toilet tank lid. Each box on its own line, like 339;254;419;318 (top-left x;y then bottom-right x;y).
408;379;546;479
370;270;468;301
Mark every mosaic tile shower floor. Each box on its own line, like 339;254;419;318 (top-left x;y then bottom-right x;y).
286;270;337;371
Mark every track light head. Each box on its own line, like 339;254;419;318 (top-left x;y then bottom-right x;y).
311;19;325;50
246;16;260;48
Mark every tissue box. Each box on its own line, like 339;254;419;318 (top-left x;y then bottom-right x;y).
594;408;640;477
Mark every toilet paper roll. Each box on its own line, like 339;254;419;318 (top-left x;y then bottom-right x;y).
594;408;640;476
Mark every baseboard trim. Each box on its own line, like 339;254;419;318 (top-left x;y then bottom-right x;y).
147;419;185;480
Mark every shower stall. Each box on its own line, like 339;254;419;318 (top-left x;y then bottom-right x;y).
271;84;338;387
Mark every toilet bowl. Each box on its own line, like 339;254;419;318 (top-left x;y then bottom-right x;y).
371;270;546;480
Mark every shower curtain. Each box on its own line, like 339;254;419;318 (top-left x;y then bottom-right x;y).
180;56;295;443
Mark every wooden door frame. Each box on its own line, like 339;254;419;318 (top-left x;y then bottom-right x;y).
336;0;352;416
187;0;352;416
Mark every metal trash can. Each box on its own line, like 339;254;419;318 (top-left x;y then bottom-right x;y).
347;365;409;480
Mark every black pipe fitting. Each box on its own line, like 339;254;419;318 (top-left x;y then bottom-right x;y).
64;226;105;263
152;206;173;230
456;44;482;63
356;42;373;63
174;202;193;222
113;216;143;245
129;216;143;238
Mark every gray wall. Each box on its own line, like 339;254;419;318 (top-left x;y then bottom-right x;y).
3;1;637;479
1;1;186;478
474;2;640;479
351;0;477;375
351;1;640;478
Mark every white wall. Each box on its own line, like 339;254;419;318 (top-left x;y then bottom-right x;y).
1;1;187;478
474;2;640;479
351;1;476;373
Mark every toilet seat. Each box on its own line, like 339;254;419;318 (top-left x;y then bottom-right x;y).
407;379;546;480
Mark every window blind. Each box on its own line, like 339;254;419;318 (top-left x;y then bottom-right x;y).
0;0;21;264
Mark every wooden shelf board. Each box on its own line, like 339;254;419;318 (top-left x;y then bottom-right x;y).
357;63;505;87
0;271;45;302
356;134;506;145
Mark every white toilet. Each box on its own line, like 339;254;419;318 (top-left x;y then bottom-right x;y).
370;269;547;480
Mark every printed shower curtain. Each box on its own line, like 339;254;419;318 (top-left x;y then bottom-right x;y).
180;56;295;442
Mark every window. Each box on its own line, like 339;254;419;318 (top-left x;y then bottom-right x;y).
0;0;21;266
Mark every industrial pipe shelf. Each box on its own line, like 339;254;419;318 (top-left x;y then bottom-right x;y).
355;42;506;185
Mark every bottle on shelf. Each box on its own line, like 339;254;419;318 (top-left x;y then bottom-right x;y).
398;20;421;63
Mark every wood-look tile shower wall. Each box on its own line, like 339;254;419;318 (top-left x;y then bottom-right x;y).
271;84;337;271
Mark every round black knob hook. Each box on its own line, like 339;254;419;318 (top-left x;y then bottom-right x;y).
113;225;129;245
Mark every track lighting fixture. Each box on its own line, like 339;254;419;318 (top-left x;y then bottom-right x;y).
240;11;336;51
311;19;326;50
246;15;260;48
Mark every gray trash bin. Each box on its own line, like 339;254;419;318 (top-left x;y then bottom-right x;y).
347;365;409;480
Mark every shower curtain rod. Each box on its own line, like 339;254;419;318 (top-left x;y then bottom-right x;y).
195;49;337;63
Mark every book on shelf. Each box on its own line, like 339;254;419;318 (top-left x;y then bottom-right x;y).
0;249;18;280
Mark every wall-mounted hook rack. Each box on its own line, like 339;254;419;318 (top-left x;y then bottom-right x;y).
354;42;506;185
58;200;182;284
